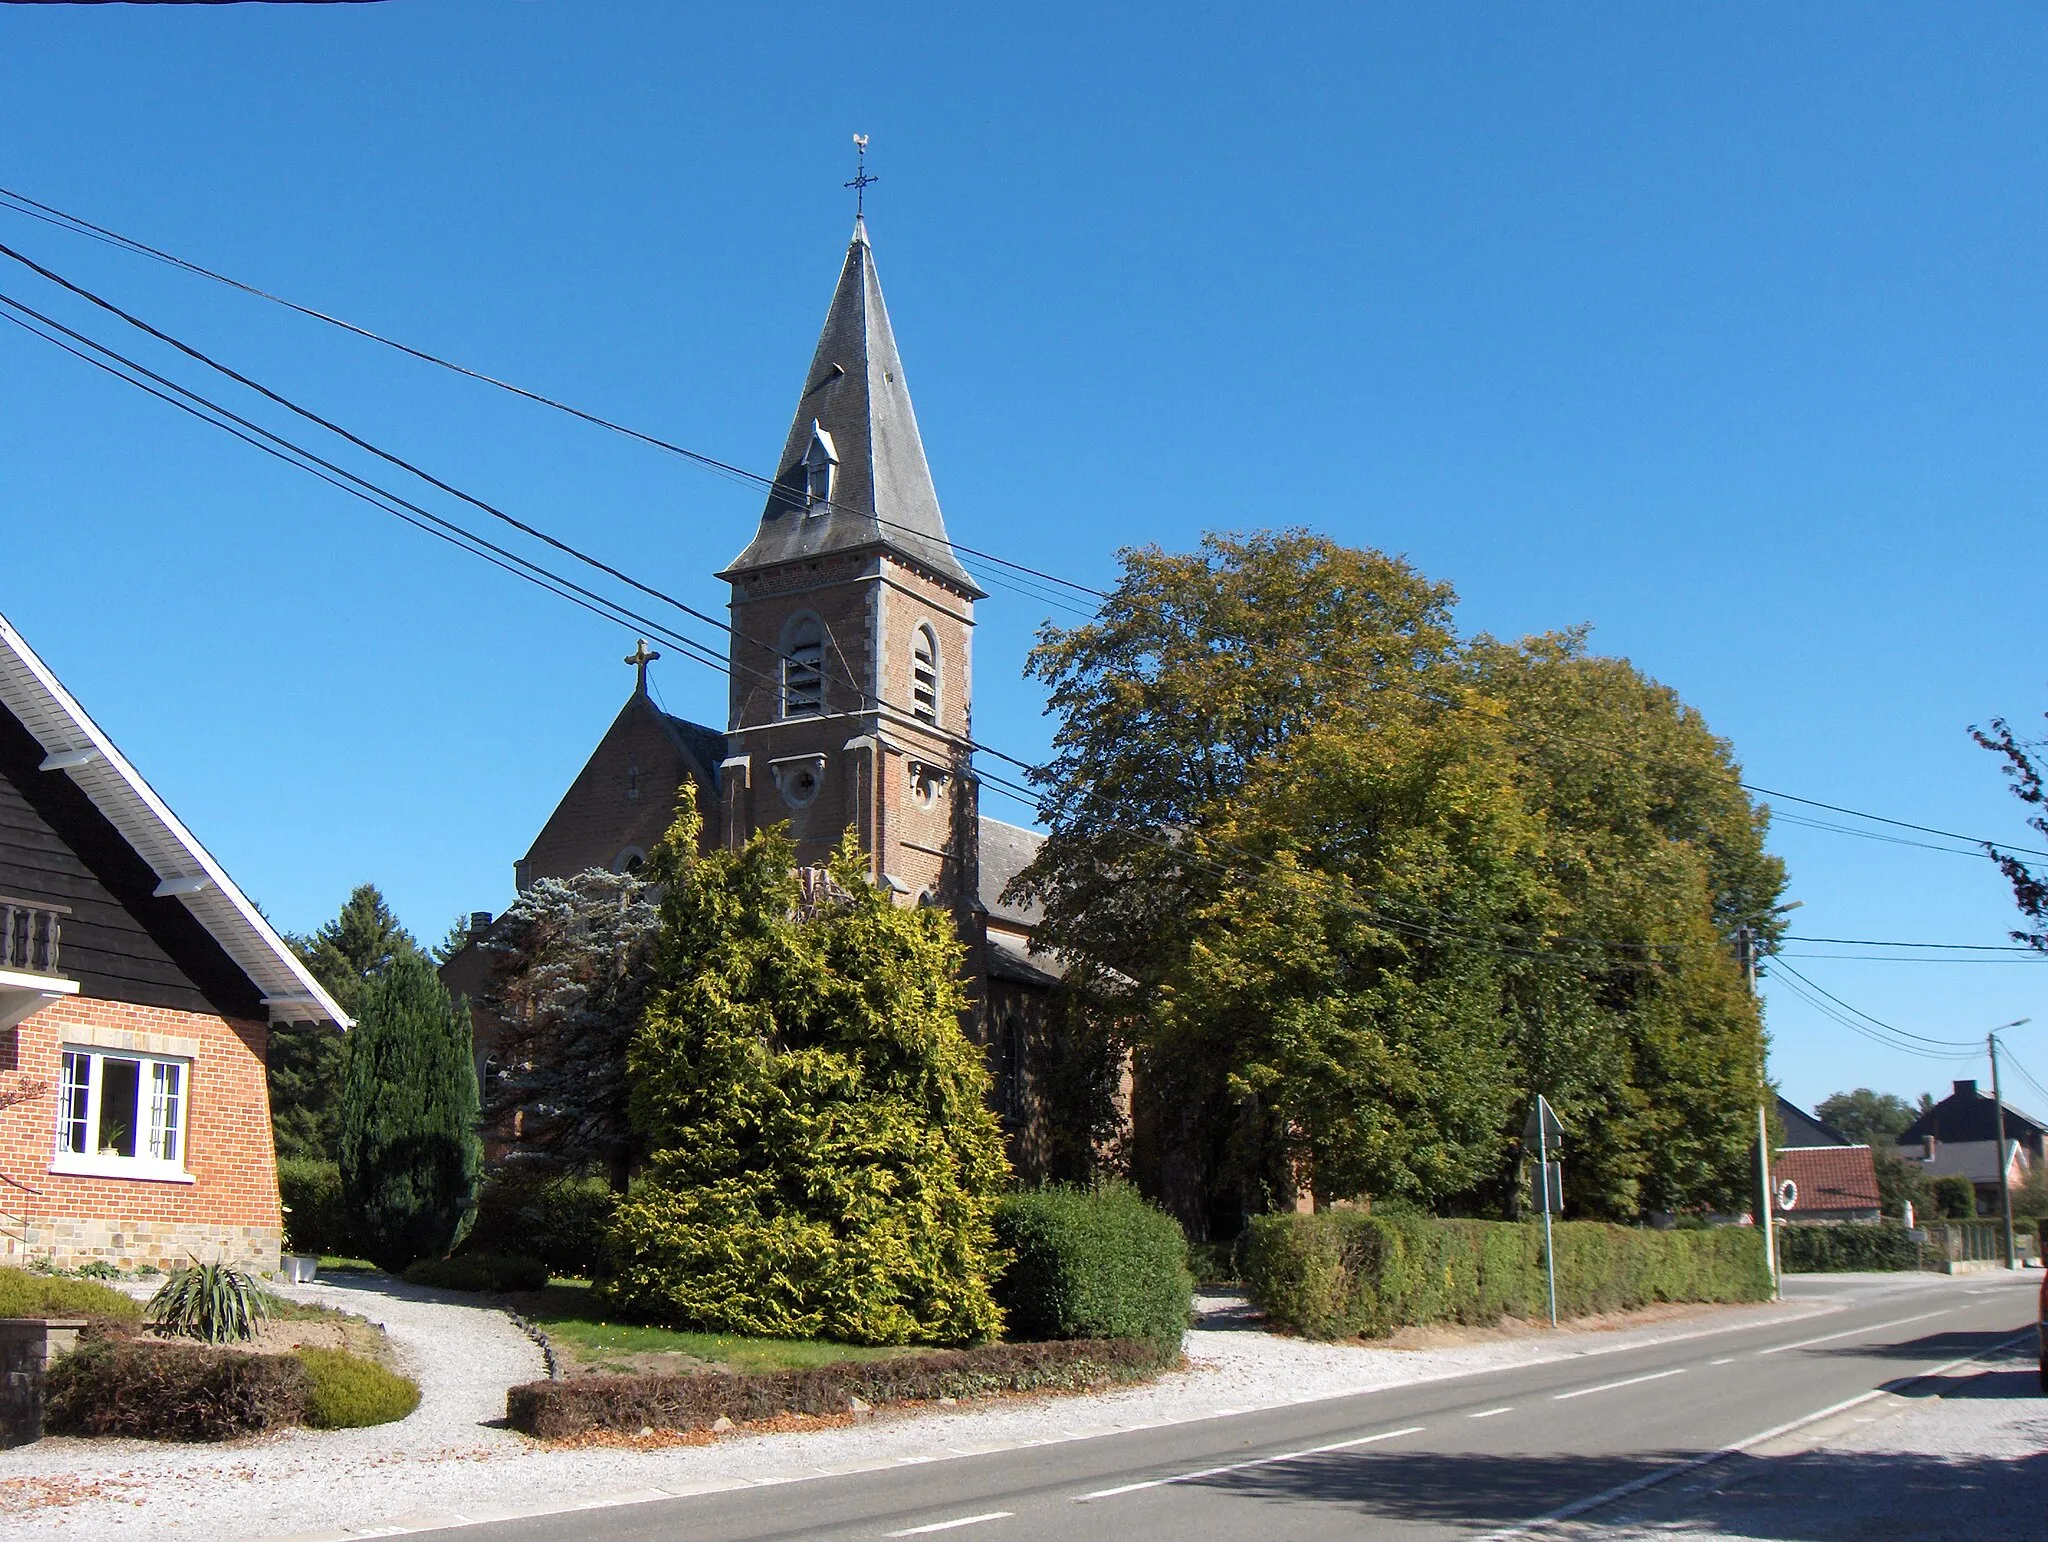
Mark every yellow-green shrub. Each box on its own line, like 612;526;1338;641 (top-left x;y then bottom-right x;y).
0;1266;143;1328
294;1347;420;1428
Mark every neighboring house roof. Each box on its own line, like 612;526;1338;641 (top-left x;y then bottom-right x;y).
720;219;983;596
1772;1145;1881;1215
0;611;348;1027
1776;1095;1854;1148
1900;1079;2046;1148
977;816;1045;929
1893;1137;2029;1188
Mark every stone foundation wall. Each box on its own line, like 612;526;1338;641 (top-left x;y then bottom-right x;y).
0;1217;280;1276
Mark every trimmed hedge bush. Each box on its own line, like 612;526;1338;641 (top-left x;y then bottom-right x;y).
993;1186;1194;1349
295;1346;421;1428
402;1253;549;1293
1776;1222;1919;1273
277;1157;352;1256
45;1341;308;1441
506;1337;1177;1438
1243;1213;1770;1340
0;1266;143;1330
462;1175;616;1278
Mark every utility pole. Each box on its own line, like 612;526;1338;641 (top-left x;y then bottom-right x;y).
1740;926;1778;1296
1987;1018;2031;1270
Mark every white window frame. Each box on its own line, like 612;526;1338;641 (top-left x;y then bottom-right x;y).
50;1045;194;1183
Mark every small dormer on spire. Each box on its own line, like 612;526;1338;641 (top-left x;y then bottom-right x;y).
802;421;839;511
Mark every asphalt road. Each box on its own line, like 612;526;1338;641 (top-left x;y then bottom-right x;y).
469;1273;2040;1542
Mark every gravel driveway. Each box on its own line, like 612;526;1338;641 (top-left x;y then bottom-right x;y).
0;1281;1819;1541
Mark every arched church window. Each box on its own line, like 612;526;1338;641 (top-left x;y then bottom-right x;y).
911;624;939;724
612;846;646;875
782;613;824;718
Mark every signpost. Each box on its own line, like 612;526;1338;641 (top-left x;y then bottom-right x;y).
1524;1096;1565;1329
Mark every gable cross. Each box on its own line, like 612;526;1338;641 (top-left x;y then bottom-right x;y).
624;639;661;695
845;134;877;217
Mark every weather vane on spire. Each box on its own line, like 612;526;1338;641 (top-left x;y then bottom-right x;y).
845;134;878;218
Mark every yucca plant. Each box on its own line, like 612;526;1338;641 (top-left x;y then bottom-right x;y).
146;1260;273;1344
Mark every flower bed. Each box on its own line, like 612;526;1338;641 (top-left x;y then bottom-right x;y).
44;1340;419;1440
505;1337;1178;1439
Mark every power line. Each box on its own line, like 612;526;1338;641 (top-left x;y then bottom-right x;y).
7;192;2042;870
1767;969;1982;1062
1782;935;2040;952
1768;959;1981;1052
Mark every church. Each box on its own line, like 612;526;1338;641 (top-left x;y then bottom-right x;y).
441;218;1066;1168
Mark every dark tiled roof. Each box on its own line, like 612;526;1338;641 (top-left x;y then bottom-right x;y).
1772;1146;1881;1215
977;816;1044;927
721;221;981;596
1776;1095;1853;1148
1900;1078;2047;1146
987;929;1063;987
655;710;727;791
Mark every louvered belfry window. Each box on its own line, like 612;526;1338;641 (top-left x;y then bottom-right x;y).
782;615;825;718
911;625;939;724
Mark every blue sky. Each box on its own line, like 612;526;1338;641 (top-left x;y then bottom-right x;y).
2;3;2043;1116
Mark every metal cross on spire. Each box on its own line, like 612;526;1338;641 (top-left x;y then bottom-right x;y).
845;133;878;218
624;638;661;695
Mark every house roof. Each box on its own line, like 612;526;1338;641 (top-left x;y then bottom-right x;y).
0;611;348;1028
721;220;983;597
1892;1137;2029;1187
1772;1145;1881;1215
653;707;727;793
1900;1079;2046;1146
1776;1095;1854;1149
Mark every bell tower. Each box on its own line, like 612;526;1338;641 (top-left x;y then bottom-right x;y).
717;219;986;908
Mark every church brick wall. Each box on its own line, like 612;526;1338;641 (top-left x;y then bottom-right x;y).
520;698;718;887
0;997;281;1273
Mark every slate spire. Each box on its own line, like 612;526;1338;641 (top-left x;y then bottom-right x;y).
722;221;983;596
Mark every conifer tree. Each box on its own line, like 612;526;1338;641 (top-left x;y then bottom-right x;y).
338;952;484;1271
604;791;1010;1345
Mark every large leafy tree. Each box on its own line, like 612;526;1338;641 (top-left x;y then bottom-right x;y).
1815;1088;1921;1146
1972;706;2048;952
604;792;1010;1346
337;951;484;1271
1018;530;1784;1230
270;884;428;1162
480;869;658;1190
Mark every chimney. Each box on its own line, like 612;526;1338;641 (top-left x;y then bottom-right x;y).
469;910;493;940
1922;1135;1937;1161
1954;1079;1978;1100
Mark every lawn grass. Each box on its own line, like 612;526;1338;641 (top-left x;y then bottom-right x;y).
315;1256;380;1274
509;1282;919;1375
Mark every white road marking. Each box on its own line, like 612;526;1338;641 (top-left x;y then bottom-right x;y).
886;1513;1014;1536
1469;1406;1514;1419
1074;1425;1426;1501
1475;1327;2037;1540
1754;1308;1949;1357
1709;1357;1736;1366
1552;1367;1686;1401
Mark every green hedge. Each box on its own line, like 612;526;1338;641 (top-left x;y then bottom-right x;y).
277;1158;352;1256
506;1338;1177;1438
402;1253;549;1293
1775;1222;1919;1273
461;1175;616;1278
993;1186;1194;1349
0;1266;143;1329
1243;1213;1771;1340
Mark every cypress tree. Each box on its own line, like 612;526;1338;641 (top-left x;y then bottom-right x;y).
338;952;484;1271
604;791;1010;1345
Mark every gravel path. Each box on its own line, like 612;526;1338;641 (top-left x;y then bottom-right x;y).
0;1282;1820;1541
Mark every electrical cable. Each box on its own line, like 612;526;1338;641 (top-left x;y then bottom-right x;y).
1768;960;1981;1050
6;196;2042;868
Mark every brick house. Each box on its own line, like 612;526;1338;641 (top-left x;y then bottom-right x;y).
1770;1096;1881;1224
442;217;1069;1167
1894;1078;2044;1216
0;612;346;1272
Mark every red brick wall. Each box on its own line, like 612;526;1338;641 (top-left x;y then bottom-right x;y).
0;997;280;1270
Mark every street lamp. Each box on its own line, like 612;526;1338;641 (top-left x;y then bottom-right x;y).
1989;1018;2032;1271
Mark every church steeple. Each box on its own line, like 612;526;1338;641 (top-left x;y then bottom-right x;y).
721;222;984;598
